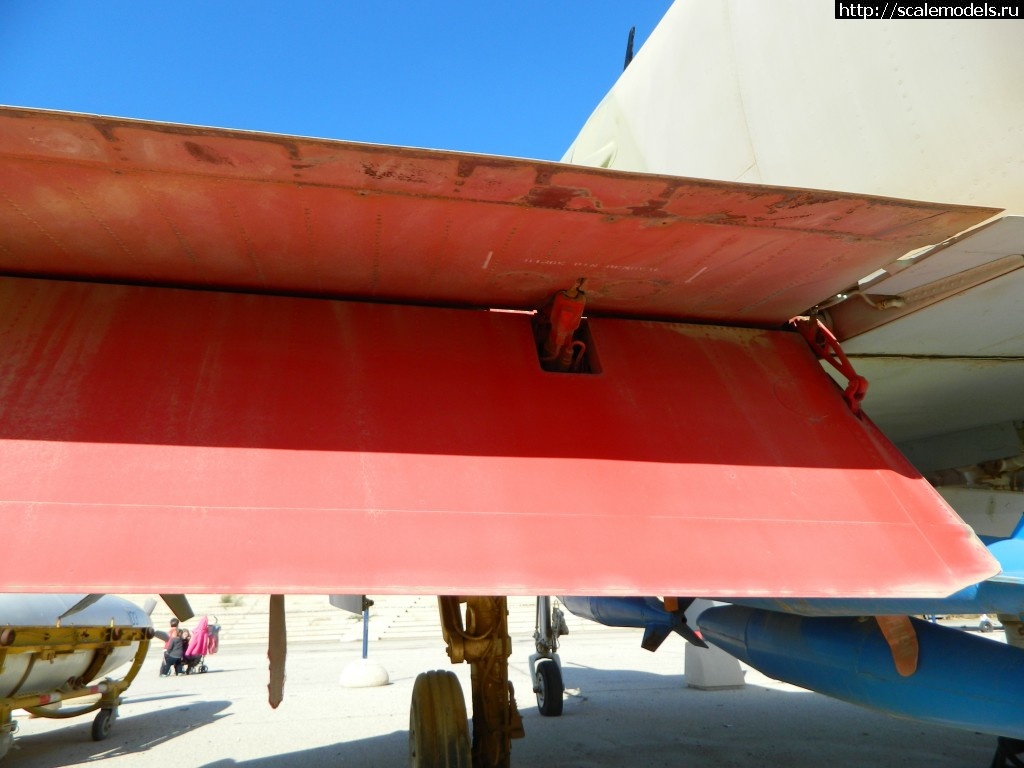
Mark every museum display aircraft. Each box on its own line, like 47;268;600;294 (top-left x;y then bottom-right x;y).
1;1;1022;765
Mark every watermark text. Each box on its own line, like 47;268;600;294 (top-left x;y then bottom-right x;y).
836;1;1021;18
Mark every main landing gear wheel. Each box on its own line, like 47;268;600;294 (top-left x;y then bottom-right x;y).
409;670;470;768
534;659;564;717
91;708;115;741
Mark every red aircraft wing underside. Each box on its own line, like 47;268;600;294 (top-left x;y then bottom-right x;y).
0;277;997;596
0;108;1000;597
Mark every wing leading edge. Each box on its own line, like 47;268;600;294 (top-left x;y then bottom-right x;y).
0;107;997;325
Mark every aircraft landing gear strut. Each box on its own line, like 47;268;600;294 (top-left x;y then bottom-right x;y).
410;596;524;768
0;711;14;762
529;596;567;717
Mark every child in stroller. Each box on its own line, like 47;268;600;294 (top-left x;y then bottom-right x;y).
181;616;219;674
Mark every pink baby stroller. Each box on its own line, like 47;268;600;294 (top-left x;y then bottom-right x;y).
182;615;219;674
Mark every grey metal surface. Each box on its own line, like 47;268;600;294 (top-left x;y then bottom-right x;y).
822;217;1024;446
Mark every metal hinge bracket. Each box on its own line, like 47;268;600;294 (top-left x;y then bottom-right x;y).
792;317;868;415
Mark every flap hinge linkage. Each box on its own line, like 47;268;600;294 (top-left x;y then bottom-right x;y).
534;279;588;373
792;317;868;415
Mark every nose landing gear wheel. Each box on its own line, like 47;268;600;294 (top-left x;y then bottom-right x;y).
91;708;115;741
409;670;470;767
535;659;564;717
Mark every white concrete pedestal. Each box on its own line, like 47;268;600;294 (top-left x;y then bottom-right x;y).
339;658;390;688
684;642;745;690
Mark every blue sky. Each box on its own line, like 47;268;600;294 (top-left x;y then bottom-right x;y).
0;2;672;161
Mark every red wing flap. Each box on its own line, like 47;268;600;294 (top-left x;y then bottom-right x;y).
0;108;998;326
0;277;997;596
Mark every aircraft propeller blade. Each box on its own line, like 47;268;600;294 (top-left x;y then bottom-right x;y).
58;594;104;621
160;594;195;622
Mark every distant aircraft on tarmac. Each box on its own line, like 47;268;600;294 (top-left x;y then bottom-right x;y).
1;1;1022;766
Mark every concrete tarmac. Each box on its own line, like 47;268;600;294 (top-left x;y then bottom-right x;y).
5;624;998;767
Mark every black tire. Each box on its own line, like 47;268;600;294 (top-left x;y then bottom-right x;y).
535;659;564;717
91;708;114;741
409;671;470;767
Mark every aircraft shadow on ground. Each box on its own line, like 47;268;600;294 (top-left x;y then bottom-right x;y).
197;666;995;768
11;698;231;764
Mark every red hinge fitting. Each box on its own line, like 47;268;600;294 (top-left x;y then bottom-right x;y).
535;281;587;373
792;317;869;415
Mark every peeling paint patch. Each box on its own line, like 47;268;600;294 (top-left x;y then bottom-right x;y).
524;186;586;210
361;162;428;184
627;200;669;218
94;123;118;144
184;141;235;166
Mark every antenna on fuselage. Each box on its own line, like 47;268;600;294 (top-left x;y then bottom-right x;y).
624;26;636;69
